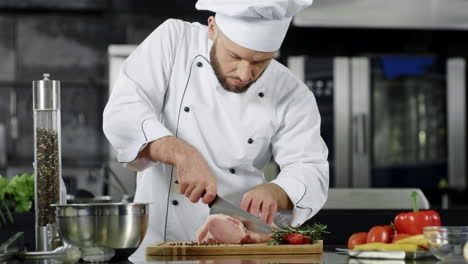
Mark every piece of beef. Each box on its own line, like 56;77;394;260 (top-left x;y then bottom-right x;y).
196;214;272;244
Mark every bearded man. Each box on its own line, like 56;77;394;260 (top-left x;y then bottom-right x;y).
103;0;329;261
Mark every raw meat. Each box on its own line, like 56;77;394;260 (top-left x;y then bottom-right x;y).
196;214;272;244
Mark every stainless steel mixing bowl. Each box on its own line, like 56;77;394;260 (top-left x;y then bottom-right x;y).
52;203;149;260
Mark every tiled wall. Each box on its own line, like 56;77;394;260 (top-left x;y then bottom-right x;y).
16;15;110;82
0;1;208;170
0;16;15;82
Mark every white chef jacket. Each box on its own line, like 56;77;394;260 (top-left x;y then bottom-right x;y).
103;19;329;261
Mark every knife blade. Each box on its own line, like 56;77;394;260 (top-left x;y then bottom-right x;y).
208;194;273;234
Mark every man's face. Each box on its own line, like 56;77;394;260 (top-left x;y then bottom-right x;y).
209;26;277;93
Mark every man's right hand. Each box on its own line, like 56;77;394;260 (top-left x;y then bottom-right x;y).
174;144;217;204
141;136;217;204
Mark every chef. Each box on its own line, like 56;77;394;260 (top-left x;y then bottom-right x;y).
103;0;329;261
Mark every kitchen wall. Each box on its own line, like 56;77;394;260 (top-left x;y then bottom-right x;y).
1;0;468;201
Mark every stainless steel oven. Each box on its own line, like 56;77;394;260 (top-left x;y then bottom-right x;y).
288;56;466;190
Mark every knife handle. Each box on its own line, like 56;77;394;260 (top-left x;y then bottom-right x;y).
202;191;217;208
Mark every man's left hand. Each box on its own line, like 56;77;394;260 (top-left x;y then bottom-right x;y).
240;183;292;225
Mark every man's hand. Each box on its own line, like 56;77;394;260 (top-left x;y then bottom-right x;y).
240;183;293;225
175;146;217;204
141;136;217;204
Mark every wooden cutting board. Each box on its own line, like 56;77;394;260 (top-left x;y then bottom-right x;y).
146;240;323;256
147;254;324;263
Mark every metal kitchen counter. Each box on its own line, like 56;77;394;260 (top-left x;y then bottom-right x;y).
3;251;438;264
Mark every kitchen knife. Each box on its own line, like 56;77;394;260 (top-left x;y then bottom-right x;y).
208;194;273;234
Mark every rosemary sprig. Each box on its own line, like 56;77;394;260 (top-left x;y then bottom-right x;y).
267;223;329;245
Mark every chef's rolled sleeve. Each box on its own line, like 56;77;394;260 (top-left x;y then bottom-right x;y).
121;117;173;171
270;80;329;226
271;163;328;226
103;73;175;171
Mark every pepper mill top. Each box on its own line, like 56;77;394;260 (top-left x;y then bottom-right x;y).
33;73;60;111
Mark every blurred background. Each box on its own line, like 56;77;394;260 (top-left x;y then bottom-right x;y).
0;0;467;210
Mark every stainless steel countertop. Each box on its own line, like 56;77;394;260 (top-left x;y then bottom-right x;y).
4;251;439;264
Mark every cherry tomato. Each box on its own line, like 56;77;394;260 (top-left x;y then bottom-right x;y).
282;233;290;240
347;232;367;249
392;233;411;243
367;225;393;243
303;236;312;244
287;233;305;245
383;225;395;241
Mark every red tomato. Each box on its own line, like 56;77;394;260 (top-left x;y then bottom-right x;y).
392;233;411;243
383;225;395;241
367;225;393;243
302;236;312;244
282;233;290;240
347;232;367;249
287;233;305;245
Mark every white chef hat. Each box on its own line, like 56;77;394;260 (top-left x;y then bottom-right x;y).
196;0;313;52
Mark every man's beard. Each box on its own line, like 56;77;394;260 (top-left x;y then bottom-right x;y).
210;43;253;94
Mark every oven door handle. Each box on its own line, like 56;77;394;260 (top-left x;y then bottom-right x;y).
353;114;367;155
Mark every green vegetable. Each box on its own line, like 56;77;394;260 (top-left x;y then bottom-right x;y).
0;173;35;226
0;176;9;225
6;173;34;213
0;176;14;225
267;223;329;245
0;176;9;199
